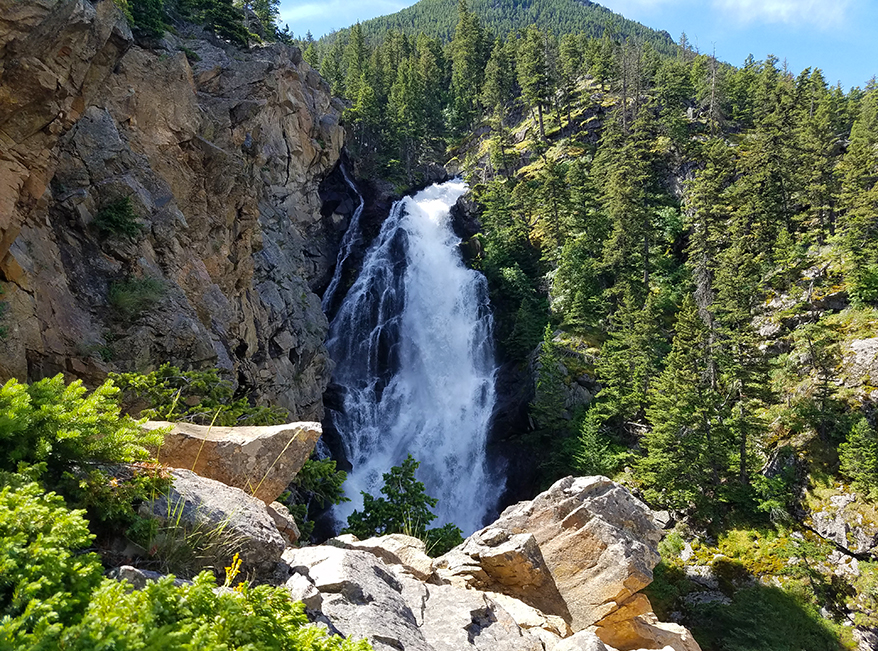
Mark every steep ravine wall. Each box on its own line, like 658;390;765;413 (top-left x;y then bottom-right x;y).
0;0;352;419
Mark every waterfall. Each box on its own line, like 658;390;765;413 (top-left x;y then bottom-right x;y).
325;179;500;535
322;163;366;313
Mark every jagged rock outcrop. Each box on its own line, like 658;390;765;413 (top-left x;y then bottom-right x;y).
142;420;321;503
112;472;698;650
843;338;878;399
0;0;349;419
437;476;662;632
278;476;700;651
808;486;878;556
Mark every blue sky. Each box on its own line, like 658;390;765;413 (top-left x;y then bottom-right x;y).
277;0;877;91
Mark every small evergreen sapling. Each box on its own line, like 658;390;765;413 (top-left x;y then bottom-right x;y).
343;455;463;556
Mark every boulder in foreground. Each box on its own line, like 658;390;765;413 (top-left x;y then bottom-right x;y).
143;420;320;503
140;468;285;579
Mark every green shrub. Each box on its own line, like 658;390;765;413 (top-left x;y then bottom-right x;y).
110;363;287;426
849;561;878;627
0;481;371;650
92;197;142;241
849;264;878;307
179;45;201;62
688;584;841;651
130;0;166;36
343;455;463;556
0;481;104;648
284;457;349;541
0;375;162;479
108;276;165;320
58;465;171;548
60;572;371;650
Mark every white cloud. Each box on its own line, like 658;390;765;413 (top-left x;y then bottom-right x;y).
711;0;852;27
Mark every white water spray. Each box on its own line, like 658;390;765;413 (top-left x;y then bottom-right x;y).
326;179;500;534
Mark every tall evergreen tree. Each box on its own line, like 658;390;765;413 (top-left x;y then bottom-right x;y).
639;295;731;516
450;0;489;131
517;25;554;139
482;37;517;117
839;85;878;303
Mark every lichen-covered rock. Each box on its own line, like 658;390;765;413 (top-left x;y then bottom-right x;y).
809;488;878;555
843;338;878;398
0;0;348;420
328;533;435;581
282;543;555;651
267;501;301;546
141;468;285;579
109;565;191;590
595;608;702;651
143;420;320;503
437;475;662;631
282;545;434;651
416;583;543;651
553;630;611;651
435;526;571;622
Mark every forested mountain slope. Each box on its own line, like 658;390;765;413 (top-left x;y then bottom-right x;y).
337;0;675;55
302;2;878;648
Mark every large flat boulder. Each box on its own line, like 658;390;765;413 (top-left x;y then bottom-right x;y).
143;420;320;503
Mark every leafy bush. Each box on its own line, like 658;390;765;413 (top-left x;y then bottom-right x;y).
0;482;371;650
284;457;349;541
0;375;162;479
111;363;287;426
92;197;142;240
344;455;463;556
849;264;878;307
58;464;171;548
61;572;371;650
108;276;165;320
0;481;104;648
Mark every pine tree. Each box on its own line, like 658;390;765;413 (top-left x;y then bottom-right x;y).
838;85;878;303
343;23;369;99
482;37;516;117
558;33;583;128
450;0;489;131
517;25;553;139
595;104;657;296
792;68;839;244
638;295;731;516
587;290;665;441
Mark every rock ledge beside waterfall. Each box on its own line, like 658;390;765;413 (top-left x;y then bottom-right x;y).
126;470;702;651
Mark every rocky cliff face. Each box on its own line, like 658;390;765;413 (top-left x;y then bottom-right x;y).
0;0;349;419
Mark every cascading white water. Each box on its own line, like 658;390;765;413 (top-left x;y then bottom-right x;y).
326;179;500;534
322;163;366;313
